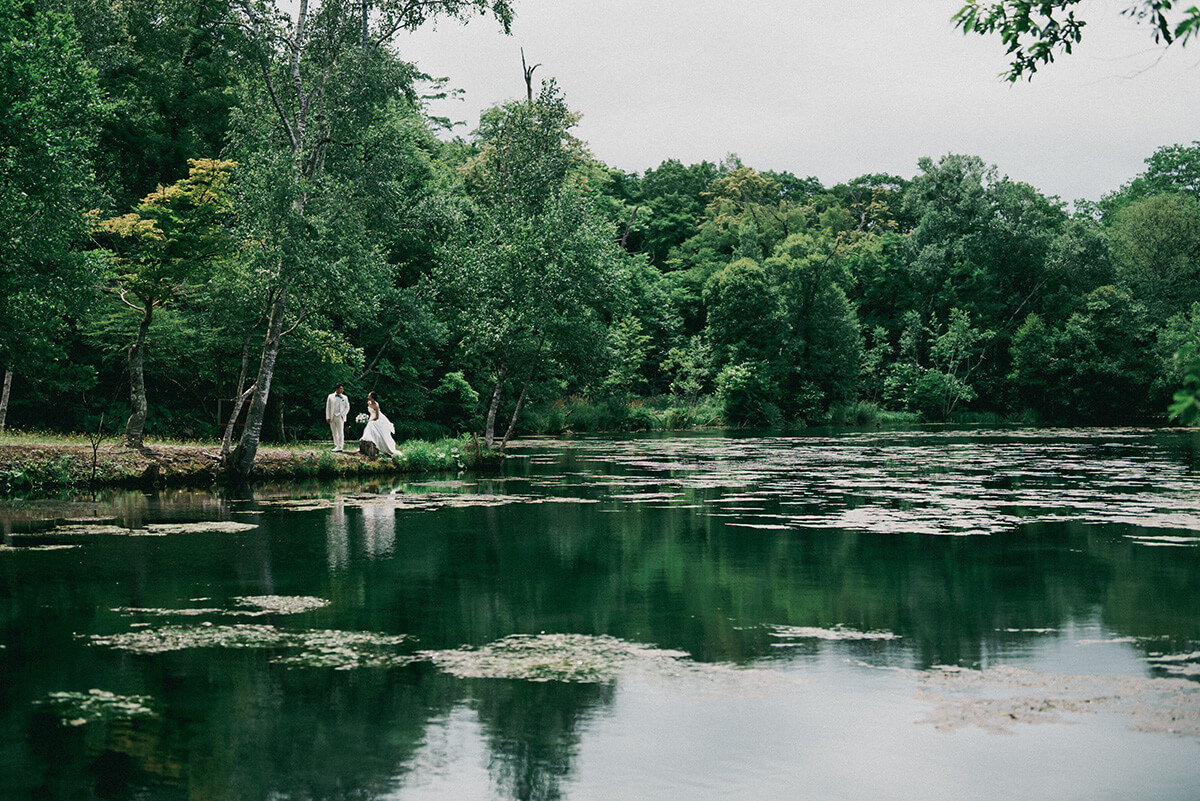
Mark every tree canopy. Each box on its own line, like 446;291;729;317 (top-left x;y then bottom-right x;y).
0;0;103;427
5;0;1200;458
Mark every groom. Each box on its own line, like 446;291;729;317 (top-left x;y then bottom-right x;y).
325;383;350;451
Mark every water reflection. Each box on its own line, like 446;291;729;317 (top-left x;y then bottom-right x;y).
324;492;404;570
327;496;348;571
2;428;1199;801
361;499;397;560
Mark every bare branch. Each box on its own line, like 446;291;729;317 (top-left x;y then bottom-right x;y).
116;287;142;312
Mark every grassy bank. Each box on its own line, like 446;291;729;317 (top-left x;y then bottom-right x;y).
0;431;493;494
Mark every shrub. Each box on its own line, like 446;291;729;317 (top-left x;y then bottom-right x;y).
791;381;827;425
662;407;691;429
850;401;880;426
541;403;568;434
623;405;659;431
0;456;79;492
557;396;612;432
397;438;466;472
429;371;481;433
716;361;775;426
911;370;976;422
762;402;785;428
875;409;920;425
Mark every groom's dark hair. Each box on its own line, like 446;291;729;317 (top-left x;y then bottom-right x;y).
334;383;344;391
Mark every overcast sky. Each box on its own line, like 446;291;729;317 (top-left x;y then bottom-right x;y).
398;0;1200;205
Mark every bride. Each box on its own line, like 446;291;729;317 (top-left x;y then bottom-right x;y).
359;391;398;457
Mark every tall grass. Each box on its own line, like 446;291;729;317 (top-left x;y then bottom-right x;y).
395;438;468;472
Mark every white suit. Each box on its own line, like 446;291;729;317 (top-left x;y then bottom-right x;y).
325;390;350;450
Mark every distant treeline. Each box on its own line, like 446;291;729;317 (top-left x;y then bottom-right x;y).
3;0;1198;455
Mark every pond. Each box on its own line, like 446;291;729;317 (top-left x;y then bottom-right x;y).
1;427;1199;800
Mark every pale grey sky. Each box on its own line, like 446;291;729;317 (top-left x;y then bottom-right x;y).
399;0;1200;204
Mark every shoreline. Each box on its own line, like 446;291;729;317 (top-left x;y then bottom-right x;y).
0;437;487;494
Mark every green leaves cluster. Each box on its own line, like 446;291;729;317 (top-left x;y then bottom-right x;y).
956;1;1200;81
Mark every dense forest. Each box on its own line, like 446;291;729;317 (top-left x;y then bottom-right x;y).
3;0;1200;474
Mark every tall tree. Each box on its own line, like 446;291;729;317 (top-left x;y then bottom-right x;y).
94;158;235;447
66;0;243;209
902;154;998;320
703;256;786;370
901;154;1066;403
1108;192;1200;323
954;4;1200;422
614;158;720;266
700;165;812;261
0;0;103;428
223;0;514;477
435;81;622;447
765;231;863;419
1100;141;1200;219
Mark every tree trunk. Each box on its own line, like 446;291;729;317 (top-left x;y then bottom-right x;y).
484;363;506;448
0;368;11;430
124;303;153;448
219;330;259;459
501;333;546;449
229;288;287;478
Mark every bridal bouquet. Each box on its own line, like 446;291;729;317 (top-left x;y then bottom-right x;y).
355;413;369;425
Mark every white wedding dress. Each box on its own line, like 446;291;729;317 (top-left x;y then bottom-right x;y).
360;405;398;456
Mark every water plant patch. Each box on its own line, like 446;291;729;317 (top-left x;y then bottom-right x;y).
36;689;157;727
90;623;292;653
234;595;331;615
913;664;1200;737
769;625;901;642
419;633;794;696
112;595;332;618
88;623;413;669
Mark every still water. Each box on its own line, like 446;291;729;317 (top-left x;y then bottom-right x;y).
2;428;1199;800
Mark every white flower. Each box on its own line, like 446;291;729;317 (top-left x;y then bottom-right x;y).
355;413;369;424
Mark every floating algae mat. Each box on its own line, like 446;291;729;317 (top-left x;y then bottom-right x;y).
420;633;690;683
89;624;414;669
90;623;297;653
271;629;418;669
769;624;901;642
18;520;260;537
0;543;81;552
36;689;157;727
259;492;600;513
233;595;331;614
112;595;331;617
419;633;793;694
139;521;259;535
914;664;1200;737
88;624;786;690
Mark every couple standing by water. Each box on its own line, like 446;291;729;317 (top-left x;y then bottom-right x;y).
324;383;398;456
